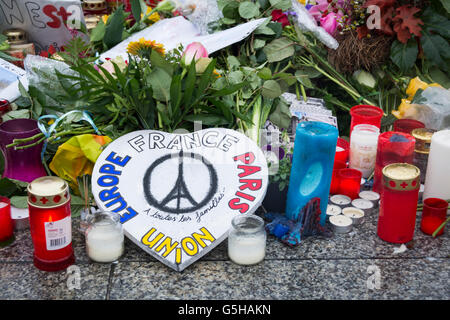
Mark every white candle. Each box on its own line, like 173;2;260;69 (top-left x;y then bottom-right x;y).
228;234;266;265
329;214;353;233
86;218;124;263
349;124;380;178
342;207;365;225
423;130;450;201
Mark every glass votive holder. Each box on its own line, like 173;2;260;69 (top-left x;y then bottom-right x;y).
330;160;347;195
338;168;363;200
349;105;383;136
349;124;380;178
85;211;124;263
335;138;350;164
0;196;14;248
393;119;425;134
420;198;449;236
228;214;266;266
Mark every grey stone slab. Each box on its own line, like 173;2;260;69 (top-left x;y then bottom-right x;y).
108;257;449;300
0;262;111;300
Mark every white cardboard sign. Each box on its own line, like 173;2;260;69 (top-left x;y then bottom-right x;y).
92;129;268;271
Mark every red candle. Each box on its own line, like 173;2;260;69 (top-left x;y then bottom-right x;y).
393;119;425;134
335;138;350;164
349;105;383;136
377;163;420;243
330;160;347;195
373;132;416;193
338;168;362;200
420;198;448;236
0;196;14;247
0;100;12;123
28;177;75;272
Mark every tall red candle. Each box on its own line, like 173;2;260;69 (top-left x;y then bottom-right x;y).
330;160;347;195
377;163;420;243
28;177;75;272
335;138;350;164
0;196;14;247
393;119;425;134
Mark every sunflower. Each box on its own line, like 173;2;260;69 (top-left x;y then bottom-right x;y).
127;38;165;57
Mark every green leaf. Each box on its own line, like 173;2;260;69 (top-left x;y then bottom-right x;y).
421;30;450;71
261;80;282;99
439;0;450;13
269;0;291;10
294;70;313;88
263;37;295;63
103;6;127;49
147;67;172;102
390;39;418;73
429;66;450;89
257;67;272;80
238;1;260;19
10;196;28;209
421;7;450;38
131;0;142;22
269;98;291;129
90;19;106;42
223;1;240;19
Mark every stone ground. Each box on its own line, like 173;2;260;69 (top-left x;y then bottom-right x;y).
0;208;448;300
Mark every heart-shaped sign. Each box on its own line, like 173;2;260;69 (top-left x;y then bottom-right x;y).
92;128;268;271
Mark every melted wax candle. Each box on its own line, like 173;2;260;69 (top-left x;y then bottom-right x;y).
285;122;338;225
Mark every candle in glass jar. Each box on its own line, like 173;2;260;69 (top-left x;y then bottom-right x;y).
85;212;124;263
349;124;380;178
423;130;450;201
228;215;266;265
0;197;14;247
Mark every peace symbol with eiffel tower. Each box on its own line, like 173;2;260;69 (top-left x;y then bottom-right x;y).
143;151;218;214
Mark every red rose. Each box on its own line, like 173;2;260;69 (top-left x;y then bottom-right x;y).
271;9;290;27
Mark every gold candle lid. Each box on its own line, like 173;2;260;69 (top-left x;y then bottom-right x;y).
82;0;107;12
28;176;70;208
3;29;27;45
412;128;435;154
382;163;420;191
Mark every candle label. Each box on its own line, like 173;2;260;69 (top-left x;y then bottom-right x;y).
44;216;71;251
92;129;268;271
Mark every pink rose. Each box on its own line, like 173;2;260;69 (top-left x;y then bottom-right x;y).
181;42;208;66
320;11;343;35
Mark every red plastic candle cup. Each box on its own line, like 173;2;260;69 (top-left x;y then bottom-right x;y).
393;119;425;134
335;138;350;164
338;168;362;200
420;198;448;236
377;163;420;243
0;196;14;247
330;160;347;195
28;177;75;272
373;132;416;193
350;105;383;136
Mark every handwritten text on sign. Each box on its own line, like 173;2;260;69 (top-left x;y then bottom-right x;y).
92;129;268;271
0;0;85;53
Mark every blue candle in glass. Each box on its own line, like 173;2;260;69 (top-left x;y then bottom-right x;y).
285;121;338;225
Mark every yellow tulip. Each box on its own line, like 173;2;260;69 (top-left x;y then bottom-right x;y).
392;99;411;119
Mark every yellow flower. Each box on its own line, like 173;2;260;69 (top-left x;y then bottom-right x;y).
213;69;221;78
392;99;411;119
127;38;165;56
141;7;161;25
406;76;441;101
102;15;109;25
297;0;306;4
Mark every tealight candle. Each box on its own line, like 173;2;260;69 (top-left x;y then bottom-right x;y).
228;215;266;265
351;198;374;215
326;204;342;219
329;215;353;234
359;191;380;208
342;207;365;225
329;194;352;208
85;212;124;263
